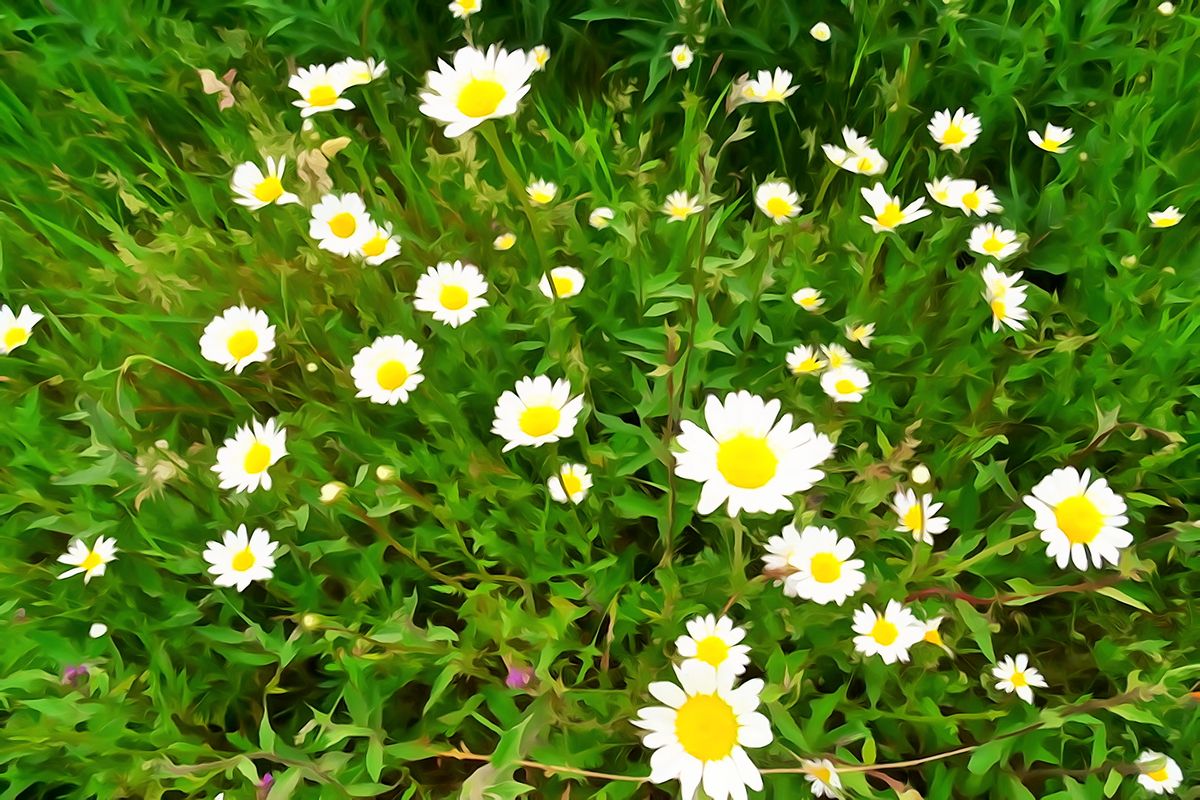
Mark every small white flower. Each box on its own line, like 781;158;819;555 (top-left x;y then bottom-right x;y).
88;623;108;638
418;44;535;138
786;344;826;375
350;335;425;405
357;220;402;265
1028;123;1074;153
792;287;824;311
231;156;300;210
588;207;615;229
778;524;866;606
821;365;870;403
539;266;585;299
308;193;372;257
528;45;551;72
809;22;831;42
675;614;751;680
199;305;275;375
967;223;1022;260
745;68;797;103
892;488;950;544
670;44;694;70
1148;206;1184;228
212;418;288;494
802;759;842;798
0;304;45;355
1157;1;1175;15
289;63;355;117
526;178;557;205
338;57;387;86
928;107;982;152
57;536;118;584
663;190;704;222
860;182;931;231
921;616;947;647
203;525;278;592
548;463;591;504
493;232;517;250
823;127;888;175
925;176;960;207
1136;751;1183;794
413;261;490;327
821;343;853;370
852;600;924;664
755;181;802;224
950;180;1003;217
448;0;481;18
845;322;875;347
491;375;584;452
991;654;1048;704
1023;466;1132;570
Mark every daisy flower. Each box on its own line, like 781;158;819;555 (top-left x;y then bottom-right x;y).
755;181;802;224
810;23;832;42
357;221;401;265
670;44;694;70
1022;467;1132;570
338;57;387;86
967;223;1022;260
986;285;1030;332
784;524;866;606
746;68;797;103
493;232;516;250
926;176;960;208
675;614;751;680
199;305;275;375
921;616;946;646
203;525;277;592
823;127;888;176
1148;206;1184;228
548;463;591;504
491;376;584;452
57;536;117;583
413;261;489;327
289;63;355;117
821;365;870;403
526;178;557;205
845;322;875;347
351;335;425;405
928;107;981;152
852;600;924;664
528;45;551;71
981;263;1023;300
951;179;1003;217
633;662;772;800
860;183;931;231
418;45;534;138
802;759;842;798
787;344;826;375
893;488;950;544
589;207;614;228
539;266;585;299
448;0;480;19
792;287;824;311
762;525;804;593
1136;752;1183;795
663;190;704;222
1028;123;1074;153
213;418;288;493
821;343;853;369
991;654;1047;704
674;391;835;516
309;193;372;257
0;304;44;355
231;157;300;210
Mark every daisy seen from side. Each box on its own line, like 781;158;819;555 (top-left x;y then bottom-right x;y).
787;345;826;375
893;488;949;544
526;178;557;205
802;759;842;798
792;287;824;311
1028;123;1074;153
822;127;888;176
860;183;931;232
289;63;355;117
0;304;44;355
231;157;300;210
1136;752;1183;795
357;221;401;265
1148;206;1184;228
539;266;585;299
663;190;704;222
548;463;591;504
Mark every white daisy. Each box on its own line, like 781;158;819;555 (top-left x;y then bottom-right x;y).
675;614;751;680
448;0;480;18
967;223;1022;260
986;285;1030;333
860;182;931;232
845;322;875;347
203;525;278;592
674;391;835;516
308;193;372;256
589;207;614;228
231;157;300;210
787;344;826;375
338;57;387;86
199;305;275;375
810;22;832;42
357;220;401;265
792;287;824;311
802;759;842;798
663;190;704;222
1136;751;1183;795
1148;206;1184;228
670;44;694;70
289;63;355;117
526;178;557;205
893;488;950;544
212;418;288;494
418;45;534;138
921;616;947;647
1028;123;1073;153
755;181;802;224
0;304;44;355
928;107;981;152
633;662;772;800
925;176;960;208
1023;467;1132;570
951;179;1003;217
548;463;591;504
491;376;584;452
745;68;797;103
821;343;853;370
528;45;551;72
413;261;489;327
821;366;870;403
762;525;805;594
57;536;117;583
991;654;1047;704
493;232;517;250
783;524;866;606
981;263;1023;300
350;335;425;405
539;266;585;299
852;600;924;664
822;127;888;175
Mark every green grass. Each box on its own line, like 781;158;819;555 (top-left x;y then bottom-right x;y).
1;0;1198;798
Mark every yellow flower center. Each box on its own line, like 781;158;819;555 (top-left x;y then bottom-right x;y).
456;78;506;118
670;204;692;219
902;504;925;531
1152;215;1178;228
551;276;574;296
856;156;874;173
924;628;943;645
793;356;822;374
1041;138;1060;152
459;0;478;10
231;547;256;572
834;378;859;395
934;189;949;202
376;360;409;391
329;212;358;238
1054;494;1103;545
800;296;818;308
982;235;1006;254
1148;768;1169;782
871;618;899;646
765;196;793;217
941;123;966;145
226;329;258;360
674;694;738;762
1010;670;1028;687
362;235;388;258
530;190;554;204
715;434;778;489
810;552;842;583
961;191;980;210
253;177;284;203
4;327;28;348
307;84;339;107
876;202;905;228
519;405;561;437
81;550;103;571
827;352;845;368
495;234;515;250
439;284;470;310
810;766;833;783
243;443;272;474
991;299;1007;320
694;635;730;666
559;470;583;497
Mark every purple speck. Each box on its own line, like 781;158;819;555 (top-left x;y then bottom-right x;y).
256;772;274;799
505;664;533;689
61;665;88;685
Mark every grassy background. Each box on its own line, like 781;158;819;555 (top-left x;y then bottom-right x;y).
1;0;1198;797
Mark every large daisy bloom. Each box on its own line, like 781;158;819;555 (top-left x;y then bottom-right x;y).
663;190;704;222
784;524;866;606
1136;752;1183;795
539;266;585;299
951;179;1003;217
203;525;277;592
57;536;117;583
674;391;835;516
745;68;797;103
289;63;355;117
1028;123;1073;153
792;287;824;311
860;183;931;232
992;654;1048;704
675;615;751;680
0;304;44;355
1023;467;1132;570
823;127;888;175
414;261;489;326
670;44;694;70
213;418;288;493
548;463;591;504
309;193;372;256
1148;206;1184;228
338;57;387;86
821;365;870;403
526;178;557;205
199;305;275;375
852;600;924;664
893;488;950;544
633;661;772;800
928;107;981;152
351;335;425;405
448;0;480;18
967;223;1021;260
418;45;534;138
802;760;842;798
358;221;401;265
231;157;300;210
787;344;826;375
755;181;801;224
491;376;584;452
